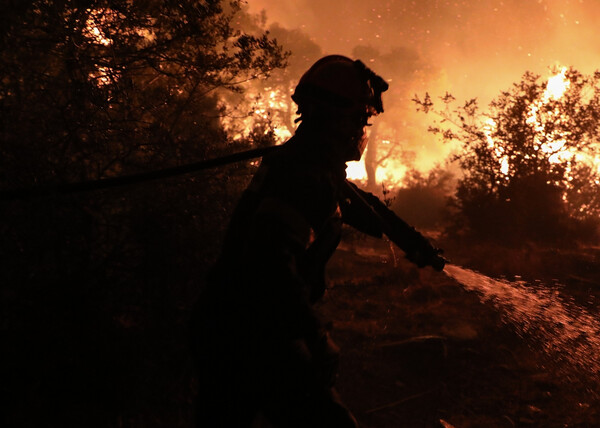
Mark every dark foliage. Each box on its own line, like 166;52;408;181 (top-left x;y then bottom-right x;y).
1;1;285;426
391;167;456;231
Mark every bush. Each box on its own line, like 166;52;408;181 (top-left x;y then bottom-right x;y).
415;68;600;245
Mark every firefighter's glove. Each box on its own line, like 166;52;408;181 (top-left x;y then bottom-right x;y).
406;234;446;272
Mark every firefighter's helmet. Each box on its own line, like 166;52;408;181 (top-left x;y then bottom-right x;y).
292;55;389;117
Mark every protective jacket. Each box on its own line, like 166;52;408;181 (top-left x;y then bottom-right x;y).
191;124;437;427
205;126;348;343
192;126;364;427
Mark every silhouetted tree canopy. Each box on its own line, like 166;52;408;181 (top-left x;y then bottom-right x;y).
391;167;456;231
1;0;286;189
218;17;323;143
1;2;287;426
415;67;600;244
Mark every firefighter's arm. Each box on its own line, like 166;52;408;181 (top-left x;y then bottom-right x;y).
242;184;340;355
341;180;446;271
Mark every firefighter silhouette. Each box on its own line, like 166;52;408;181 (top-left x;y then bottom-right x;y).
190;55;444;427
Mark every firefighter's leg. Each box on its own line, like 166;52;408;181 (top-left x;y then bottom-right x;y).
258;338;358;428
195;369;257;428
190;302;258;427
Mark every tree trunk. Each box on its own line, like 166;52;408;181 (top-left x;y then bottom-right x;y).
364;120;382;192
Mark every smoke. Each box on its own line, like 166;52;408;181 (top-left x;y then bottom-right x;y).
246;0;600;174
249;0;600;101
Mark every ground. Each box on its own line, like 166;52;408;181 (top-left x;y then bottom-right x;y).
319;235;600;428
6;231;600;427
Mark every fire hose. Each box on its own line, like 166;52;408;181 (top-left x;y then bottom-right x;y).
1;143;446;270
0;145;282;201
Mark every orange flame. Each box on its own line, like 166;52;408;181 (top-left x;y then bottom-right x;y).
345;158;368;181
525;66;573;164
84;9;114;46
223;88;294;142
484;66;600;202
346;139;407;185
544;66;570;101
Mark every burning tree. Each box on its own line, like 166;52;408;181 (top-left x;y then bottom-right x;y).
345;45;444;192
219;19;323;144
415;67;600;244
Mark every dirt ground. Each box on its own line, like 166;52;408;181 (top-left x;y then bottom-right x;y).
6;229;600;428
319;235;600;428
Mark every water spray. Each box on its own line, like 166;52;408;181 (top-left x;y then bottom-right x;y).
442;263;600;382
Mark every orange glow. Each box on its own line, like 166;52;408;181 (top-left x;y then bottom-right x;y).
245;0;600;194
83;8;155;87
345;138;408;186
482;117;510;178
476;66;600;205
88;66;119;87
84;9;117;87
223;88;294;143
84;9;113;46
373;156;407;185
544;67;570;101
346;158;367;181
346;139;407;185
483;118;496;148
526;68;576;172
